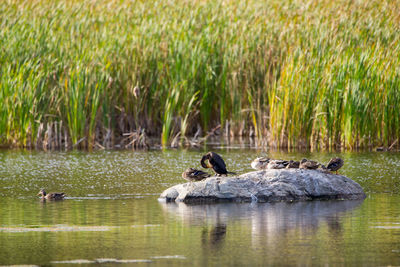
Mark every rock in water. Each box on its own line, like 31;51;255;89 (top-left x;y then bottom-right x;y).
159;169;366;203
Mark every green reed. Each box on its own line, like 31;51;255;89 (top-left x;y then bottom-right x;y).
0;0;399;149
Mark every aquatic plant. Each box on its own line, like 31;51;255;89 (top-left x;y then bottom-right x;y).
0;0;399;150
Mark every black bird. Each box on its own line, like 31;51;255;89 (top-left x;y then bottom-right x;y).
326;157;344;174
182;168;210;182
201;152;236;176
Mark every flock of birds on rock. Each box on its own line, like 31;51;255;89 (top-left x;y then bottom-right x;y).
183;152;344;183
251;157;344;174
182;152;237;182
37;151;344;200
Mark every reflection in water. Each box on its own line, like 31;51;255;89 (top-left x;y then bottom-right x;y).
202;223;227;250
1;150;400;265
0;225;117;232
160;200;362;226
161;200;363;249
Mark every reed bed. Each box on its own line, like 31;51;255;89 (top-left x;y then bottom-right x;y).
0;0;399;150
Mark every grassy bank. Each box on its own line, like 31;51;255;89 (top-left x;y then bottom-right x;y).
1;0;399;150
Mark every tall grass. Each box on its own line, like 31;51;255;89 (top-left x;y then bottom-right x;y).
0;0;399;149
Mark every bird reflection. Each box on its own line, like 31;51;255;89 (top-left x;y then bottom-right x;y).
326;215;343;235
159;200;361;251
202;223;227;251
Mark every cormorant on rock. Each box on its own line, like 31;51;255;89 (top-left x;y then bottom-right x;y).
201;152;236;176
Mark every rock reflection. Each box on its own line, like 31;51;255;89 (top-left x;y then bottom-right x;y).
160;200;363;248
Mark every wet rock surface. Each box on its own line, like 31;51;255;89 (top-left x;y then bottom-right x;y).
159;169;366;203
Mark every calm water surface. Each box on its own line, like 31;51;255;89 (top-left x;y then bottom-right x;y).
0;149;400;266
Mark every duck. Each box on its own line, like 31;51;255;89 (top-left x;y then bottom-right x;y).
267;159;289;169
37;189;65;200
326;157;344;174
318;164;330;173
182;168;211;182
251;157;270;170
286;160;300;169
201;152;236;176
299;158;320;170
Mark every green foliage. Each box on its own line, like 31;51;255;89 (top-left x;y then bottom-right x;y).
0;0;399;149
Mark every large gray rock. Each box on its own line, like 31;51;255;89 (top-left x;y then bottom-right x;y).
159;169;366;203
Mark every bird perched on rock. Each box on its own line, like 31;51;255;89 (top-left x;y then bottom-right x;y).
267;159;289;169
286;160;300;169
37;189;65;200
251;157;270;170
326;157;344;174
182;168;210;182
251;157;290;170
201;152;236;176
299;158;320;170
318;164;330;173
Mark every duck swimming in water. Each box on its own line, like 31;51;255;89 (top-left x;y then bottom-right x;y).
37;189;65;200
326;157;344;174
251;157;270;170
182;168;211;182
201;152;236;176
299;158;320;170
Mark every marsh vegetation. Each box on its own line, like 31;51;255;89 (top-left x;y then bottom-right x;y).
1;0;399;150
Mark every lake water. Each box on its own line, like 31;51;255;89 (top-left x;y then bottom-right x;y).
0;149;400;266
